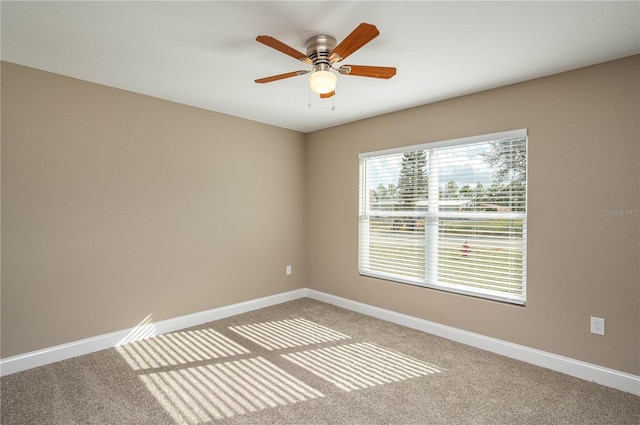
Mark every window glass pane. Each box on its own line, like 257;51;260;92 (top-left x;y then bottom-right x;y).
359;131;527;304
438;217;525;295
367;217;425;280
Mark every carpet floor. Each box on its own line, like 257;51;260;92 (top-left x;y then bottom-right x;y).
1;298;639;424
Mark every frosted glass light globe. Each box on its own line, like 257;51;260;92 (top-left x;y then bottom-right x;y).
308;70;337;94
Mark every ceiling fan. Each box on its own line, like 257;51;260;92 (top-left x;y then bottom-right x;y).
254;23;396;98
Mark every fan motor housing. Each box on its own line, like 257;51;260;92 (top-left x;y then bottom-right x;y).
305;35;337;69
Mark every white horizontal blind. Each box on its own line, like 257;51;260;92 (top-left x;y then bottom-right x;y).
359;130;527;304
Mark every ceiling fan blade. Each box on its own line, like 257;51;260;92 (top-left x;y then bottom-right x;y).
255;70;309;84
339;65;396;79
330;23;380;62
256;35;312;64
320;90;335;99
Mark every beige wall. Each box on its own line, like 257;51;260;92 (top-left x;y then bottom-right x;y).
2;57;639;376
1;62;307;357
306;56;640;375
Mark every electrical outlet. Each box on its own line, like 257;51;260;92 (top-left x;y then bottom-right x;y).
286;265;292;275
590;317;605;335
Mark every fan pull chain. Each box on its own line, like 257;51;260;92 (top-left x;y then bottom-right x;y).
307;88;337;110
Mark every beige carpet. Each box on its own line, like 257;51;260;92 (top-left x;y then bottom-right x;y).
2;298;639;424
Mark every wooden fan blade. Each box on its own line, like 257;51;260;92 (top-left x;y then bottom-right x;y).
330;23;379;62
255;70;309;84
256;35;312;63
339;65;396;79
320;90;335;99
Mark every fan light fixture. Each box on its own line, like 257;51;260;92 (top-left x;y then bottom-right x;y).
308;69;337;94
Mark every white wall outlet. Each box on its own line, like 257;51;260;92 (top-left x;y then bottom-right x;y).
286;265;292;275
590;316;605;335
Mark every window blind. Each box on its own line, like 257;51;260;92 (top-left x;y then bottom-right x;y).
359;130;527;304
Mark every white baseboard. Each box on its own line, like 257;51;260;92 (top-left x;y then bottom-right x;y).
0;289;307;377
305;289;640;396
2;288;638;397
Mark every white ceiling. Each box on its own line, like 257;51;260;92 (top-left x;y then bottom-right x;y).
2;1;639;133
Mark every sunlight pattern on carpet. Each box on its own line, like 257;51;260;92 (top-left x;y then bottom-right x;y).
282;342;444;392
140;357;324;424
229;318;351;350
116;328;250;370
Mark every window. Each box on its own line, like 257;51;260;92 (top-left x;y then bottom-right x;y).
359;130;527;305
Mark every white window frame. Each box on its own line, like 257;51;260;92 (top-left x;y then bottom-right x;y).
359;129;527;305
